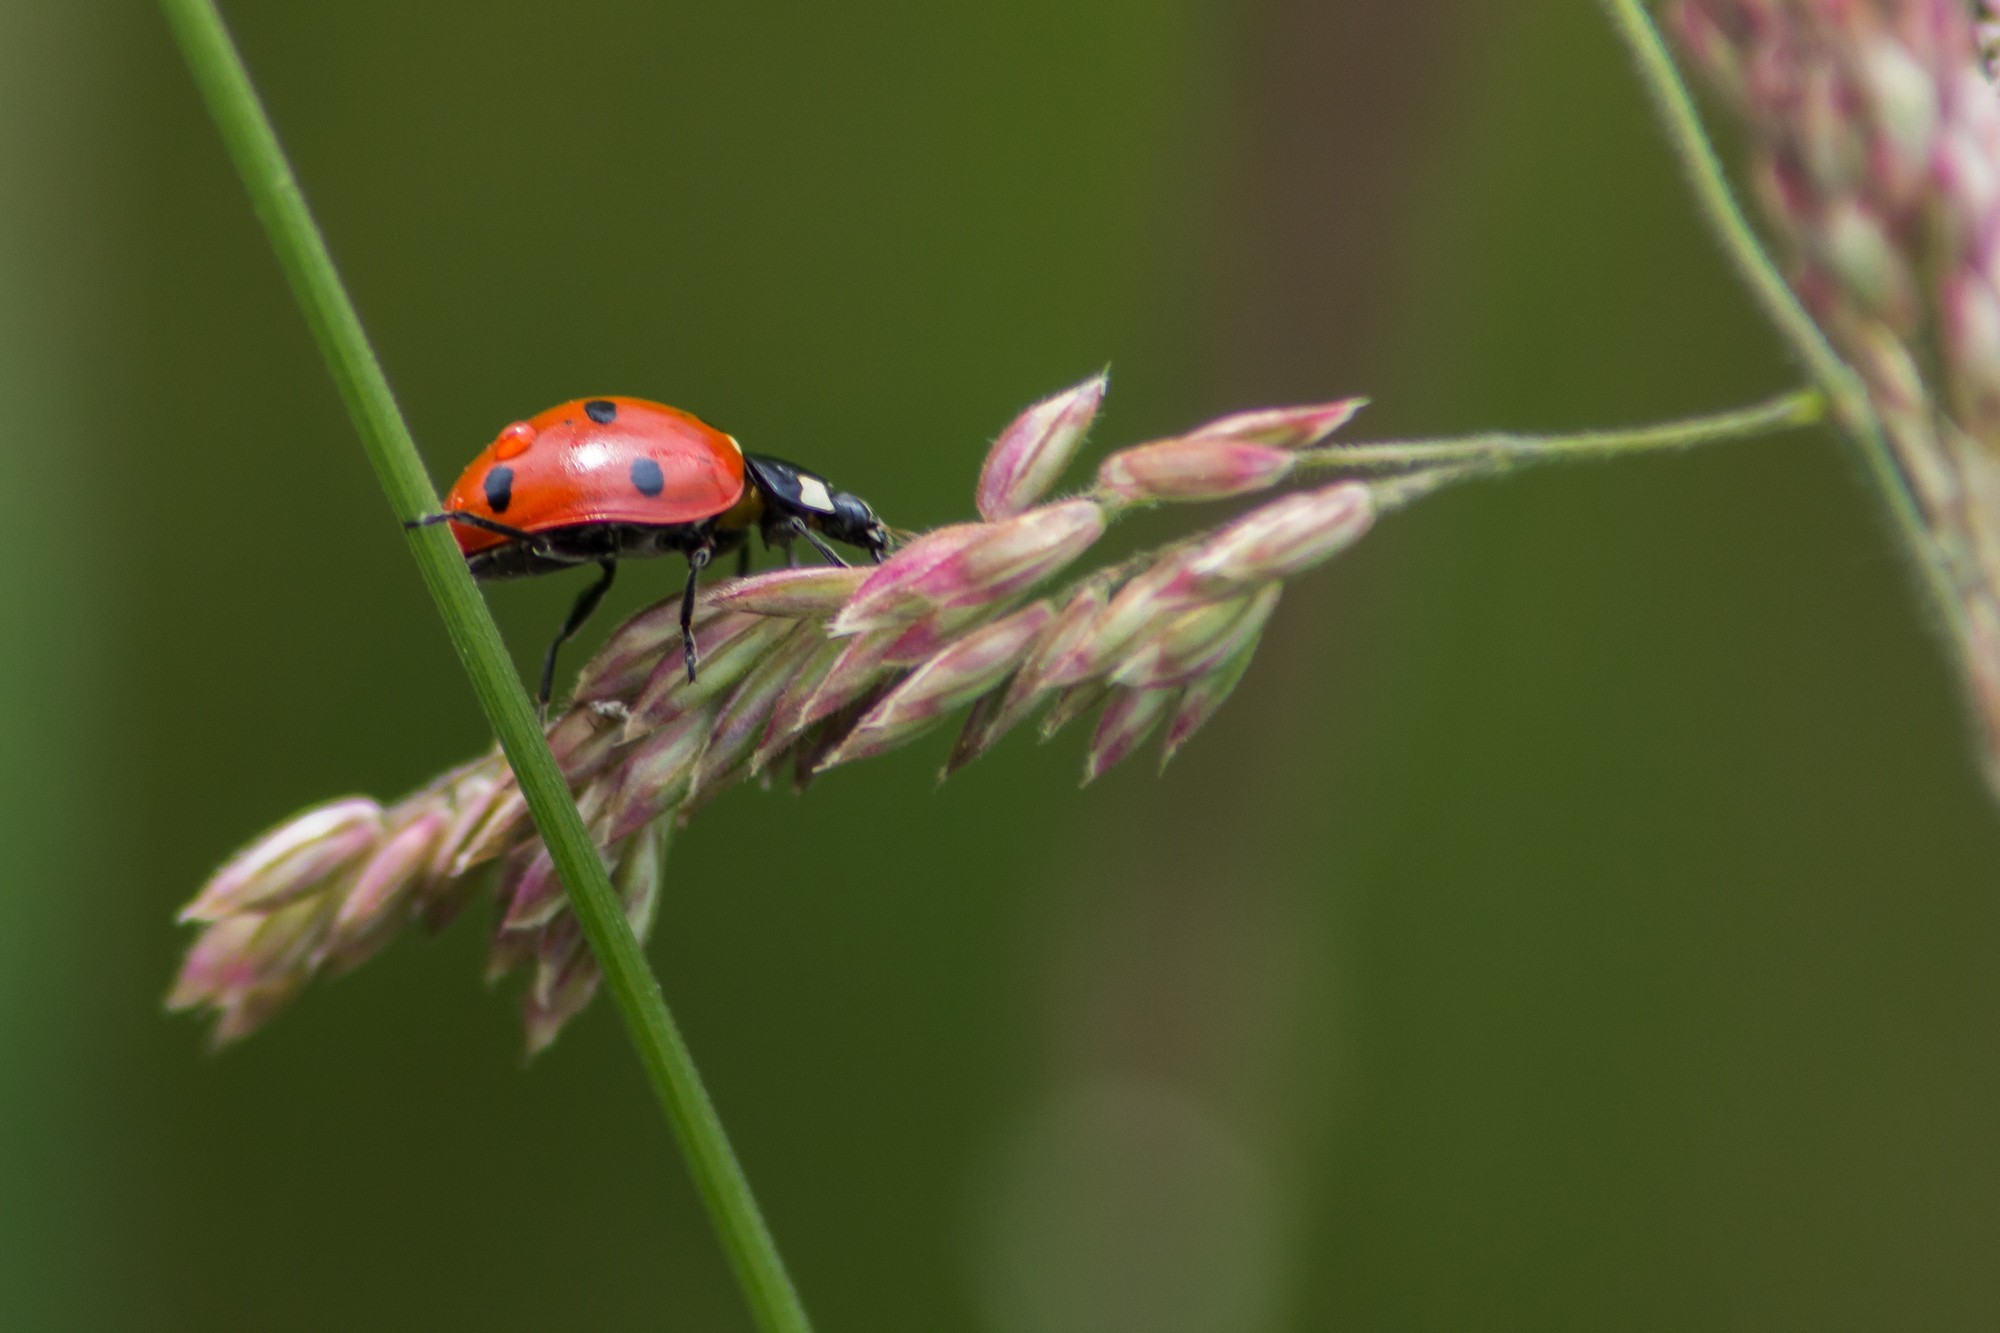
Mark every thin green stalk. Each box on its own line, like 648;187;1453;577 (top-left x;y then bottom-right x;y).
1295;387;1821;477
1595;0;1967;645
155;5;810;1330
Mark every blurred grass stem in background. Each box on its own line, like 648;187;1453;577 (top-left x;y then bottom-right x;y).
1597;0;1972;679
1295;387;1823;477
153;2;812;1329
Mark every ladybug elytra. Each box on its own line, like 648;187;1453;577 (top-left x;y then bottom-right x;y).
410;396;888;707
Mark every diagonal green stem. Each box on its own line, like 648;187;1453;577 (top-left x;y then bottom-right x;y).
155;4;811;1329
1595;0;1968;649
1295;387;1821;476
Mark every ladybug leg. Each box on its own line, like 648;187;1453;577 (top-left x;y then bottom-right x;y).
406;510;556;558
773;515;849;568
736;543;752;578
679;543;715;683
757;517;798;568
799;527;849;568
538;560;618;713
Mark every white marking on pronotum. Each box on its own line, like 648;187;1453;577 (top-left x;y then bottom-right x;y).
795;474;835;512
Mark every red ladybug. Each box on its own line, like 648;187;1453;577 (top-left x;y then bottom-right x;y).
410;396;888;707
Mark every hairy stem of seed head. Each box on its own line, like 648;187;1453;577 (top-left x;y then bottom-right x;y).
1293;387;1822;478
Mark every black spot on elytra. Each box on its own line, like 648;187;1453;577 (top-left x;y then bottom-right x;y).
584;399;618;424
630;456;665;497
484;465;515;513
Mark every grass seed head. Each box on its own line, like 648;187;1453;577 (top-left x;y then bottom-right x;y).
176;375;1384;1051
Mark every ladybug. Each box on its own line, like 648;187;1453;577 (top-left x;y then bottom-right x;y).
409;396;889;708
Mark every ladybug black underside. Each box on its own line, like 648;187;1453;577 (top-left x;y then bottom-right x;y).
465;455;880;582
440;453;885;707
464;519;740;581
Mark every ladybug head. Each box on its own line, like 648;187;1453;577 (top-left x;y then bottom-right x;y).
823;489;890;563
743;453;893;563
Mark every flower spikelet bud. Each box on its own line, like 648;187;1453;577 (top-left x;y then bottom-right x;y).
1111;582;1282;690
1183;480;1375;589
689;625;825;797
320;808;450;975
945;500;1105;606
942;688;1012;781
1082;686;1177;785
706;566;871;618
831;524;988;632
502;817;666;1047
449;782;528;878
1040;556;1201;688
211;976;312;1048
1859;39;1939;201
604;705;715;842
787;681;895;792
836;503;1105;634
1159;617;1265;770
626;613;795;735
499;847;573;935
977;371;1107;520
532;912;587;1008
524;958;600;1058
1005;574;1116;700
210;975;312;1048
1039;681;1111;742
944;574;1115;773
171;895;339;1044
1182;397;1366;449
617;824;668;943
572;598;727;703
795;626;903;729
879;602;999;666
484;912;536;986
417;754;504;861
166;916;262;1013
1945;270;2000;439
544;705;625;785
499;786;611;932
818;601;1054;769
1096;439;1296;503
1814;200;1915;328
180;798;382;923
753;636;850;772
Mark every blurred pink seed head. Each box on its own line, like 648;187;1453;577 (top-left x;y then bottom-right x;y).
1669;0;2000;795
178;797;382;924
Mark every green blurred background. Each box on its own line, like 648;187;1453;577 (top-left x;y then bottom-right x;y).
7;2;2000;1328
